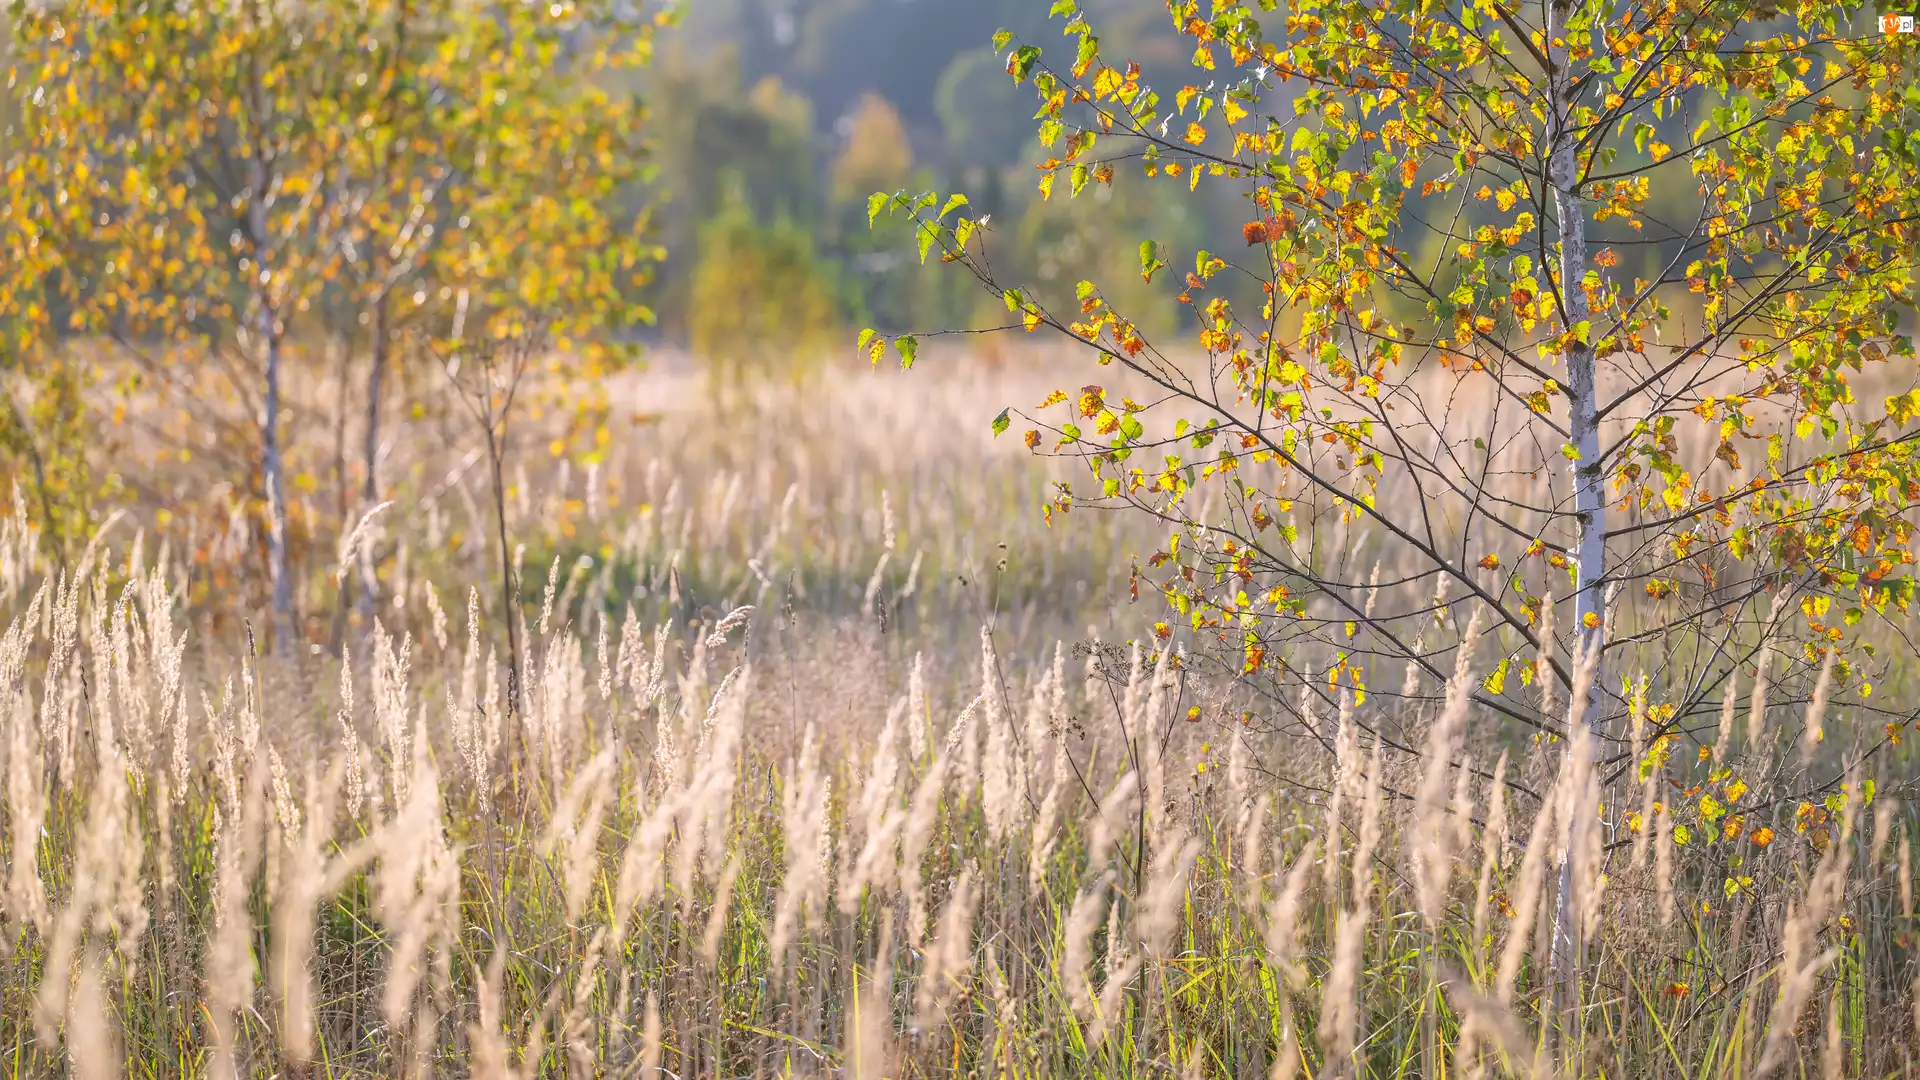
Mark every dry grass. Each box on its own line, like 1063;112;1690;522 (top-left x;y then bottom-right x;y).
0;355;1913;1078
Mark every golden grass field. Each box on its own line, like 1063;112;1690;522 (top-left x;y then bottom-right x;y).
0;352;1913;1078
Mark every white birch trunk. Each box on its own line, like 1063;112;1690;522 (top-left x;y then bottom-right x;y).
1545;0;1605;1034
249;149;294;652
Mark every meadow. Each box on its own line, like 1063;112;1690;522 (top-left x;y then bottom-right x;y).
0;353;1913;1079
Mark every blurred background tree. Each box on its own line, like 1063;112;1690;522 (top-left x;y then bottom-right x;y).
687;184;845;407
644;64;823;349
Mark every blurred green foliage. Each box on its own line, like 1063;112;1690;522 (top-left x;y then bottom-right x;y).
643;0;1211;375
688;188;846;406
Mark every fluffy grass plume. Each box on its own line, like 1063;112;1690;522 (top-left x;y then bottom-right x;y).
0;364;1911;1077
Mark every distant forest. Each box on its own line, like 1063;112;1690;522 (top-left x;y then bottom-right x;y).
641;0;1204;362
673;0;1183;171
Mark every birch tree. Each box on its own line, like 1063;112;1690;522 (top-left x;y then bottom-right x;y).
25;0;347;647
4;0;661;649
876;0;1918;1034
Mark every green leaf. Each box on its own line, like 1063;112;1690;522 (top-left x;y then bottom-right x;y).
1074;32;1099;74
992;29;1013;51
866;191;889;226
939;193;969;219
1003;288;1025;312
992;408;1011;436
895;335;918;369
1010;46;1041;82
1139;240;1166;283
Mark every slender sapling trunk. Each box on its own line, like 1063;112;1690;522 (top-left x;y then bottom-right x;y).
250;149;295;654
1545;0;1606;1037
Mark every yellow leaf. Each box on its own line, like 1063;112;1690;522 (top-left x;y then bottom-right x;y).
1483;657;1510;694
